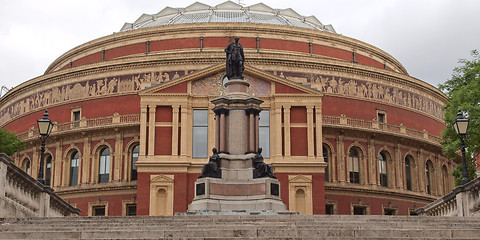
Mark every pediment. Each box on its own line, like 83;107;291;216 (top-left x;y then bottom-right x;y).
288;174;313;183
150;174;174;183
139;63;322;96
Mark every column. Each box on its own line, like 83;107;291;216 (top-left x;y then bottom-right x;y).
368;138;376;185
148;105;156;156
283;106;291;157
249;112;255;152
81;137;91;184
114;133;122;181
274;106;282;158
307;106;314;158
255;113;259;151
139;105;148;156
219;112;226;152
180;106;188;157
171;106;179;156
215;112;220;151
315;106;323;160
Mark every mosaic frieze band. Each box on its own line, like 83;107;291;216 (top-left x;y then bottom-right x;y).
273;71;444;119
0;70;191;126
191;72;271;96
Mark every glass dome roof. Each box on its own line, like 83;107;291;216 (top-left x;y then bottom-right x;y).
120;1;336;33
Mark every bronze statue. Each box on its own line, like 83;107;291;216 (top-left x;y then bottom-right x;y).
225;37;245;79
198;148;222;178
253;147;276;179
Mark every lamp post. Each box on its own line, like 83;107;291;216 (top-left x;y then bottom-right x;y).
453;109;470;185
37;109;54;185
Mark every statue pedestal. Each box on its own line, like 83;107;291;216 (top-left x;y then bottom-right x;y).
188;153;286;211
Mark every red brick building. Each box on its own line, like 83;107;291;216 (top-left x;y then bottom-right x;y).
0;1;452;216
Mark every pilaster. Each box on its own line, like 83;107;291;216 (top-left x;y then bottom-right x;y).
81;137;90;184
368;138;376;185
274;106;282;158
54;141;62;187
337;134;345;182
307;106;314;158
114;132;122;181
172;105;179;156
139;105;148;156
148;105;156;156
283;106;291;157
315;106;322;160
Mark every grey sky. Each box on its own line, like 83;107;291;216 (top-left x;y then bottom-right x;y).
1;0;479;94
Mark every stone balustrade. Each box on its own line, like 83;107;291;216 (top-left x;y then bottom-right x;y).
0;153;80;217
417;177;480;217
16;113;140;140
322;115;441;146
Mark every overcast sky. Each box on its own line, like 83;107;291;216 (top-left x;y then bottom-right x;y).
1;0;479;94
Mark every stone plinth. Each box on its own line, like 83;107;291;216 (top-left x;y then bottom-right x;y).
188;154;286;212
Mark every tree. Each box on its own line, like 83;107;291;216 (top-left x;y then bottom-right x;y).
0;128;25;156
439;50;480;186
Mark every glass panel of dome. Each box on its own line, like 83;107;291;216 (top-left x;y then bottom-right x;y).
174;12;210;24
210;11;246;23
249;13;285;25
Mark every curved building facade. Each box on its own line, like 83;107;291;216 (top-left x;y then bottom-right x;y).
0;1;452;216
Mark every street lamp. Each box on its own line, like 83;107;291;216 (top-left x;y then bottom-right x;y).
453;109;470;185
37;109;54;185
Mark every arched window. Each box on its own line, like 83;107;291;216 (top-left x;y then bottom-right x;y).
23;159;31;175
323;146;329;182
405;156;412;191
379;152;388;187
131;145;139;181
69;151;79;186
426;160;434;194
45;155;52;186
99;147;110;183
442;165;448;195
349;148;360;184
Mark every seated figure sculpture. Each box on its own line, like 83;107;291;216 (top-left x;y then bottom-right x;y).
253;147;276;179
198;148;222;179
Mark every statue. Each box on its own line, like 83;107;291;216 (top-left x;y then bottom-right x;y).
253;148;276;179
198;148;222;179
225;37;245;79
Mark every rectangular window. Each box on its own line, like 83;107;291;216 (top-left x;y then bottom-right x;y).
259;110;270;158
377;109;386;130
72;108;82;127
384;208;396;215
193;110;208;158
126;204;136;216
70;158;79;186
93;206;106;216
353;206;366;215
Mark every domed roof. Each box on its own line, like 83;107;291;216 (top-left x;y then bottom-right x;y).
120;1;336;33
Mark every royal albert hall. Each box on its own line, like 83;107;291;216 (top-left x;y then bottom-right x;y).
0;1;452;216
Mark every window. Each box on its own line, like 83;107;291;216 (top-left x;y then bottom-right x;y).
131;145;139;181
73;111;81;121
93;206;106;216
193;110;208;158
23;159;31;175
379;152;388;187
259;110;270;158
353;206;366;215
426;160;433;194
126;204;136;216
71;107;82;127
384;208;396;215
349;148;360;184
325;204;334;215
99;147;110;183
377;109;386;129
69;151;79;186
405;156;412;190
323;146;329;182
45;155;52;186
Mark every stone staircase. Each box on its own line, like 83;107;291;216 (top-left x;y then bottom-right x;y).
1;215;480;239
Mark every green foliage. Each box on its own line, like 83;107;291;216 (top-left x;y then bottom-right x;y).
451;155;477;187
0;128;25;156
439;50;480;186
